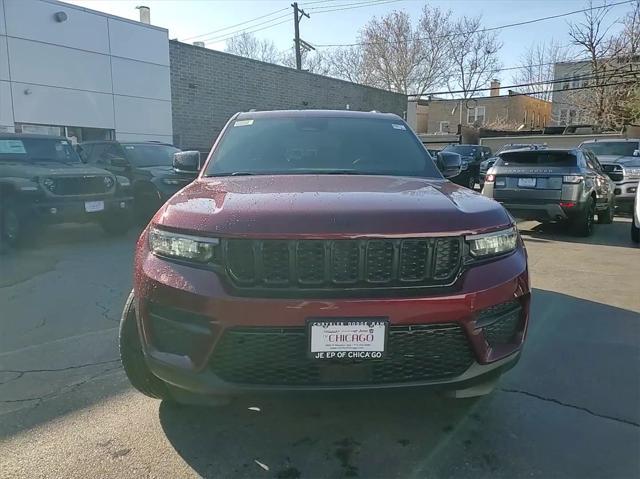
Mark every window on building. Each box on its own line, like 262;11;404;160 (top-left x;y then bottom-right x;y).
439;121;450;133
467;106;485;125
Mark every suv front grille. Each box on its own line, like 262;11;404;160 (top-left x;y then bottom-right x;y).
209;324;474;386
48;176;112;195
602;164;624;182
222;238;462;291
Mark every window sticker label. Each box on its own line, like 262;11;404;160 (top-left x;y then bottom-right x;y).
392;123;406;130
125;145;135;150
234;119;254;127
0;140;27;154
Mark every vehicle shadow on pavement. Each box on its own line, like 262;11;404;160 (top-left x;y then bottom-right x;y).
158;389;480;478
157;288;640;478
518;217;636;248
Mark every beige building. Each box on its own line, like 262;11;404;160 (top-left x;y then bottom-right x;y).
407;81;552;135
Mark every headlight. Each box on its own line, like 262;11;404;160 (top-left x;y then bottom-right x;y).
466;227;518;258
461;160;469;170
43;177;55;192
116;176;130;187
624;167;640;179
148;228;219;263
103;176;115;189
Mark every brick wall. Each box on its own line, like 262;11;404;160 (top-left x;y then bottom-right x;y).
169;41;407;151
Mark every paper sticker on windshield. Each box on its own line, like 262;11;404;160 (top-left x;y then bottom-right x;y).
0;140;26;154
234;119;254;127
125;145;135;150
392;123;406;130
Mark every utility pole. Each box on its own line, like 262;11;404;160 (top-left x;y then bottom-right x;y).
292;2;310;70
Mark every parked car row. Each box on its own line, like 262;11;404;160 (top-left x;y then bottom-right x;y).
0;133;197;253
480;139;640;238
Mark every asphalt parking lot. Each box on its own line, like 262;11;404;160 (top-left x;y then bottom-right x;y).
1;218;639;479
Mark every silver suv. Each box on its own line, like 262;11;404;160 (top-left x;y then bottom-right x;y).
483;148;615;236
579;138;640;212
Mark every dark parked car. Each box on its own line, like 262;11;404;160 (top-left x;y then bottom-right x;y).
442;144;492;189
0;133;132;252
78;141;195;222
482;148;615;236
480;144;546;188
120;110;531;404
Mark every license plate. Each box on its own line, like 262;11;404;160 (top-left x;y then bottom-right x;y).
518;178;537;188
84;200;105;212
309;319;387;360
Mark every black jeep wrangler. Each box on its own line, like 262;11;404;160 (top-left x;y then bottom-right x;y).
0;133;132;252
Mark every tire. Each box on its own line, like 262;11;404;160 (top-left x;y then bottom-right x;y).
571;196;595;237
100;210;131;236
597;203;614;224
632;221;640;243
467;174;476;190
0;197;21;254
119;291;172;400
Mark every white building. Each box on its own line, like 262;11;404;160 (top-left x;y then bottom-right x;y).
0;0;172;143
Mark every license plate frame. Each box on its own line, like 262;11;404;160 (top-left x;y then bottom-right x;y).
307;318;388;360
84;200;105;213
518;177;537;188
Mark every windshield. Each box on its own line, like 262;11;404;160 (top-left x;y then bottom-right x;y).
496;151;577;166
205;116;440;178
122;144;181;167
0;138;81;163
442;145;479;156
582;141;639;157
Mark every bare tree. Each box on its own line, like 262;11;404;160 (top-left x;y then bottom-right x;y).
279;49;331;75
324;46;372;85
225;32;280;63
358;11;425;94
565;0;639;129
512;40;569;102
446;15;503;98
355;7;452;95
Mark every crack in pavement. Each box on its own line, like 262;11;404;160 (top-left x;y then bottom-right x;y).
0;372;25;386
0;365;122;407
95;301;118;322
501;388;640;428
0;359;120;375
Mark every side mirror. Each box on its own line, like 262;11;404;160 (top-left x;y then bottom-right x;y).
173;151;201;173
633;149;640;157
437;152;462;178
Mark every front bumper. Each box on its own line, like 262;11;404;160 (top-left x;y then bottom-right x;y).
497;201;586;221
32;196;133;224
132;234;530;395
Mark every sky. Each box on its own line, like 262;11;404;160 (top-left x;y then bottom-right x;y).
66;0;633;86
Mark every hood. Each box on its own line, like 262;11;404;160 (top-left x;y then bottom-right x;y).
596;155;636;164
138;165;197;178
155;175;512;237
0;161;113;178
138;165;174;176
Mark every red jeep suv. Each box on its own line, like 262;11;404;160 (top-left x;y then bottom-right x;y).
120;110;530;402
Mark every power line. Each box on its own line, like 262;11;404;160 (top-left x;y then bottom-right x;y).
204;17;290;45
308;0;404;13
181;7;289;42
312;0;636;47
409;70;639;98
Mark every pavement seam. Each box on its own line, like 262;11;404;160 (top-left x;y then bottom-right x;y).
0;365;123;407
0;359;120;375
500;388;640;428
